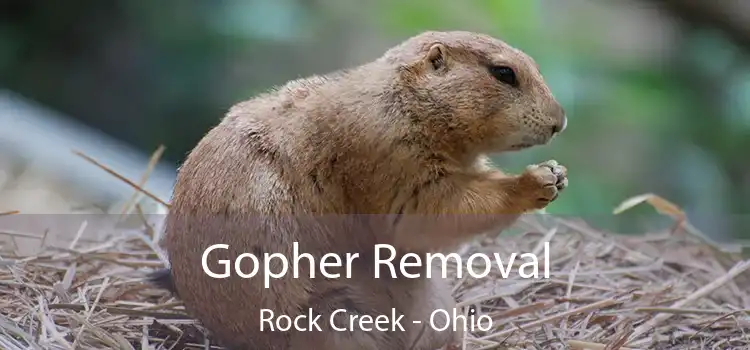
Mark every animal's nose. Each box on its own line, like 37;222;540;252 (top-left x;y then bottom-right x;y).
551;105;567;135
552;115;567;134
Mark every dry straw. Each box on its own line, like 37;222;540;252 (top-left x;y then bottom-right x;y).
1;148;749;349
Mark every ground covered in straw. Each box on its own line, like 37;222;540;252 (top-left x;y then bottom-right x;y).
2;206;749;350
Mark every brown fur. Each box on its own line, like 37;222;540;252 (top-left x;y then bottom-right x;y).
157;31;568;350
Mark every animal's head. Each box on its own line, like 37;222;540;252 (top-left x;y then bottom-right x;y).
381;31;567;155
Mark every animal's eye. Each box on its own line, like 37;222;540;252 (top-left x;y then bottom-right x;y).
489;66;517;87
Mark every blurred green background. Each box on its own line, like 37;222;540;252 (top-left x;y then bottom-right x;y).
1;0;748;241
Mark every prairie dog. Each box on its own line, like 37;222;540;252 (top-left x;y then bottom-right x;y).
152;30;568;350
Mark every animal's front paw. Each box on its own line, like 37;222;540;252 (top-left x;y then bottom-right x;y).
517;159;567;210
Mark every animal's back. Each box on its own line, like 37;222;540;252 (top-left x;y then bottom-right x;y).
161;77;395;349
163;91;307;348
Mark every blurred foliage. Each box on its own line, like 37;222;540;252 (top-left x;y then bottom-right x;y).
0;0;748;239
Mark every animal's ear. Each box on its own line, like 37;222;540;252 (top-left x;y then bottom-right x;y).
423;43;448;71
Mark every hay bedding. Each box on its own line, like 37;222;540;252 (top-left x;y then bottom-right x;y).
0;153;749;349
1;212;749;350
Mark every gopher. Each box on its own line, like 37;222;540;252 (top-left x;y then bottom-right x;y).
151;30;568;350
